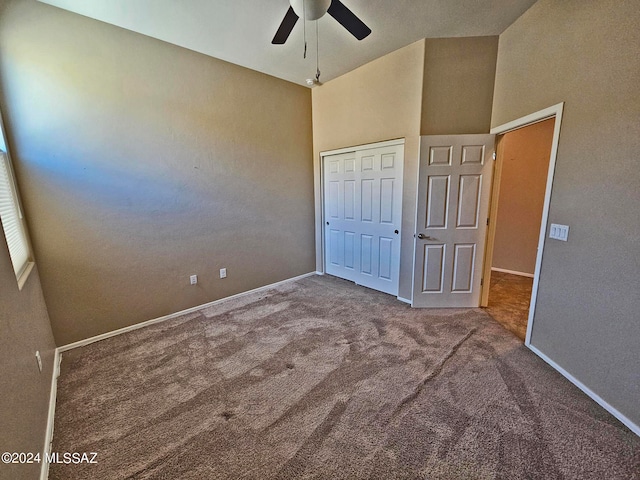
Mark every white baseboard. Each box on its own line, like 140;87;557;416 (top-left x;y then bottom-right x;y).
491;267;534;278
528;343;639;438
397;296;411;305
315;271;324;275
40;349;61;480
58;272;317;352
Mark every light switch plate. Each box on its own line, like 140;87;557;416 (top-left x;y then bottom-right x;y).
35;351;42;372
549;223;569;241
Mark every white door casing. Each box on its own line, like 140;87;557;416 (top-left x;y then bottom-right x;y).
323;142;404;295
412;134;494;307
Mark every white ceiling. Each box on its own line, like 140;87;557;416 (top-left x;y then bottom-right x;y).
38;0;537;87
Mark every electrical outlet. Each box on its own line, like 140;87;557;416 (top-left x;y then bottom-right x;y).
190;274;198;285
35;351;42;372
220;268;227;279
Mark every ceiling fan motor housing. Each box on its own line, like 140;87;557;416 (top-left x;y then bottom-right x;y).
290;0;332;21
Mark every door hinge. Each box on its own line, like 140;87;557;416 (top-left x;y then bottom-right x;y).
492;151;496;161
486;218;490;226
480;278;484;286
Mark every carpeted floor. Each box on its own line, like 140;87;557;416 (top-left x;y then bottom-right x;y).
486;271;534;341
50;275;639;479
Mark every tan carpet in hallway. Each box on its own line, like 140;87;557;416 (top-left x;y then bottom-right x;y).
50;275;639;479
485;271;534;341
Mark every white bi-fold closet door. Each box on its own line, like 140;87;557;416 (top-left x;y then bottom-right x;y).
323;141;404;296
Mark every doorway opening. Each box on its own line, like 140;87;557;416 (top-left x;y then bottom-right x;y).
481;104;564;345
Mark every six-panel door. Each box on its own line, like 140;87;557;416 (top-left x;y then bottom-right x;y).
412;135;494;307
323;144;403;295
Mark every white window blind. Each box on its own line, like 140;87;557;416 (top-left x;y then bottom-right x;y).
0;150;31;280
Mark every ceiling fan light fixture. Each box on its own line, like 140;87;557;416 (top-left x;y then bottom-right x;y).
271;0;371;45
290;0;332;21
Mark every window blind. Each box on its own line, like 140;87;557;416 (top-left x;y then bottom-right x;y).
0;150;31;279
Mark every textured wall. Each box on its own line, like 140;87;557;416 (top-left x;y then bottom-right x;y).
493;0;640;426
311;40;425;301
0;202;55;478
492;118;554;275
0;0;314;345
421;36;498;135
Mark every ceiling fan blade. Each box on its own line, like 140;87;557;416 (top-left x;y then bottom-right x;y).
272;6;299;44
327;0;371;41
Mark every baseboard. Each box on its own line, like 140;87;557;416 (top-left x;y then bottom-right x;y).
58;272;317;352
527;343;640;438
315;271;324;275
396;296;411;305
491;267;534;278
40;348;61;480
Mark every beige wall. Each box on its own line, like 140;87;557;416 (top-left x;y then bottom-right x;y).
421;36;498;135
0;0;315;345
312;37;498;300
493;0;640;426
0;215;55;478
311;40;425;300
492;118;554;274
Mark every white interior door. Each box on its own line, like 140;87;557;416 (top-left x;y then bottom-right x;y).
323;143;403;295
412;135;494;307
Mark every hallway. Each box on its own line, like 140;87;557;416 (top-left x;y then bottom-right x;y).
485;270;533;341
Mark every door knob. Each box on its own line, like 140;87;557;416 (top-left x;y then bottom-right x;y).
417;233;433;240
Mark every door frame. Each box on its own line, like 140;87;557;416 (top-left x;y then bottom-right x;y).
316;138;405;292
482;103;564;346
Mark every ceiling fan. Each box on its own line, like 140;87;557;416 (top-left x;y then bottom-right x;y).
272;0;371;45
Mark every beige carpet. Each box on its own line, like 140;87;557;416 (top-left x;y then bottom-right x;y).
50;275;639;479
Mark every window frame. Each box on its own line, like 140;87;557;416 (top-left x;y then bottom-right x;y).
0;110;34;290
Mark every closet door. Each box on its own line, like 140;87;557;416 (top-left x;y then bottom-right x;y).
323;143;403;295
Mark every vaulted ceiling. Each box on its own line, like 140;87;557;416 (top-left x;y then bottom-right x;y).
38;0;537;86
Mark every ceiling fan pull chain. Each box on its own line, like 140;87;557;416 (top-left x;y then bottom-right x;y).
315;20;321;82
303;0;307;58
